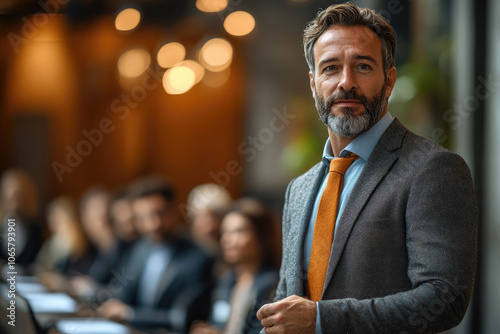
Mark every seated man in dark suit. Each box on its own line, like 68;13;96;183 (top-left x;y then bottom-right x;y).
97;178;214;333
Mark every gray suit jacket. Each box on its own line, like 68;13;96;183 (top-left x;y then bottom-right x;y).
274;119;477;333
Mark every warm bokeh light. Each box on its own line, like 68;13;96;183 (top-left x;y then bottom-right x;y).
163;65;196;95
195;0;228;13
178;60;205;84
117;48;151;78
115;8;141;32
199;38;233;72
203;68;231;88
223;11;256;36
157;42;186;69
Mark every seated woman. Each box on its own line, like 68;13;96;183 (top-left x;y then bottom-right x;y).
35;196;96;291
68;187;140;299
190;198;281;334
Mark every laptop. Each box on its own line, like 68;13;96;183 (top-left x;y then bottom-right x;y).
53;318;132;334
23;291;79;314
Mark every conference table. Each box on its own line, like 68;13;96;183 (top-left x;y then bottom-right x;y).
0;276;163;334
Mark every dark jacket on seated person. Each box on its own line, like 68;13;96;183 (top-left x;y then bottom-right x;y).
115;236;214;333
87;239;136;285
56;243;97;277
209;268;279;334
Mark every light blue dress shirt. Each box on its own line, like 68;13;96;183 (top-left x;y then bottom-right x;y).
138;244;172;307
303;112;394;333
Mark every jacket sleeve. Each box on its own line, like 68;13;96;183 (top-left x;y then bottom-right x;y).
258;181;295;334
317;152;478;333
273;178;295;302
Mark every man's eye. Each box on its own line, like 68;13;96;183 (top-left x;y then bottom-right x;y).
358;64;371;71
324;65;337;72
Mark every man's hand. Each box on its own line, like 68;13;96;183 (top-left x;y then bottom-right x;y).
97;298;133;322
256;295;316;334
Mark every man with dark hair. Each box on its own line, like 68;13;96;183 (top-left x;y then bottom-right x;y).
97;178;214;333
257;3;477;333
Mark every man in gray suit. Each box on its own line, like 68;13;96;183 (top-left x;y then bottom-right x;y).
257;3;477;333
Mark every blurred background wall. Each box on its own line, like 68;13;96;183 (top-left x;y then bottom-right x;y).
0;0;498;332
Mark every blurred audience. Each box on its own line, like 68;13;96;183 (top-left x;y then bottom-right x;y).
70;187;139;299
187;183;232;279
88;188;139;283
109;188;139;243
79;186;114;263
37;187;116;294
34;196;83;272
36;196;95;290
97;176;214;333
187;183;232;256
0;169;42;274
2;172;279;334
190;198;281;334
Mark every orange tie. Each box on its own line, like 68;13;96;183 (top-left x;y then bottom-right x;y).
307;153;359;301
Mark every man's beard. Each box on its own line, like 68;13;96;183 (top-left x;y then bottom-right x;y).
315;81;388;137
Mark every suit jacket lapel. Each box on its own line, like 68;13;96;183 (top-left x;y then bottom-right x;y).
322;119;408;296
288;162;327;296
152;240;183;305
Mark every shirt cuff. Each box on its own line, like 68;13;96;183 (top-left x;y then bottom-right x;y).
316;302;322;334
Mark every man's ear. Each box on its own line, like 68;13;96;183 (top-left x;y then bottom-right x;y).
309;72;316;99
385;66;397;98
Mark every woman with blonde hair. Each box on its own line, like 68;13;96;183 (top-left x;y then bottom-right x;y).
187;183;232;256
36;196;96;291
34;196;88;273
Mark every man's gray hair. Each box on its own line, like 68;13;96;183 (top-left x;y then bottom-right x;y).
303;2;397;74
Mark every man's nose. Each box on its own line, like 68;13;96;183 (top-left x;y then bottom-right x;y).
147;214;162;230
338;67;357;92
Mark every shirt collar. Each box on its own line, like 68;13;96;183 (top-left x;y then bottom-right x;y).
322;111;394;165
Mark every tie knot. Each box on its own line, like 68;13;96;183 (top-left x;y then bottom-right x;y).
329;153;359;174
